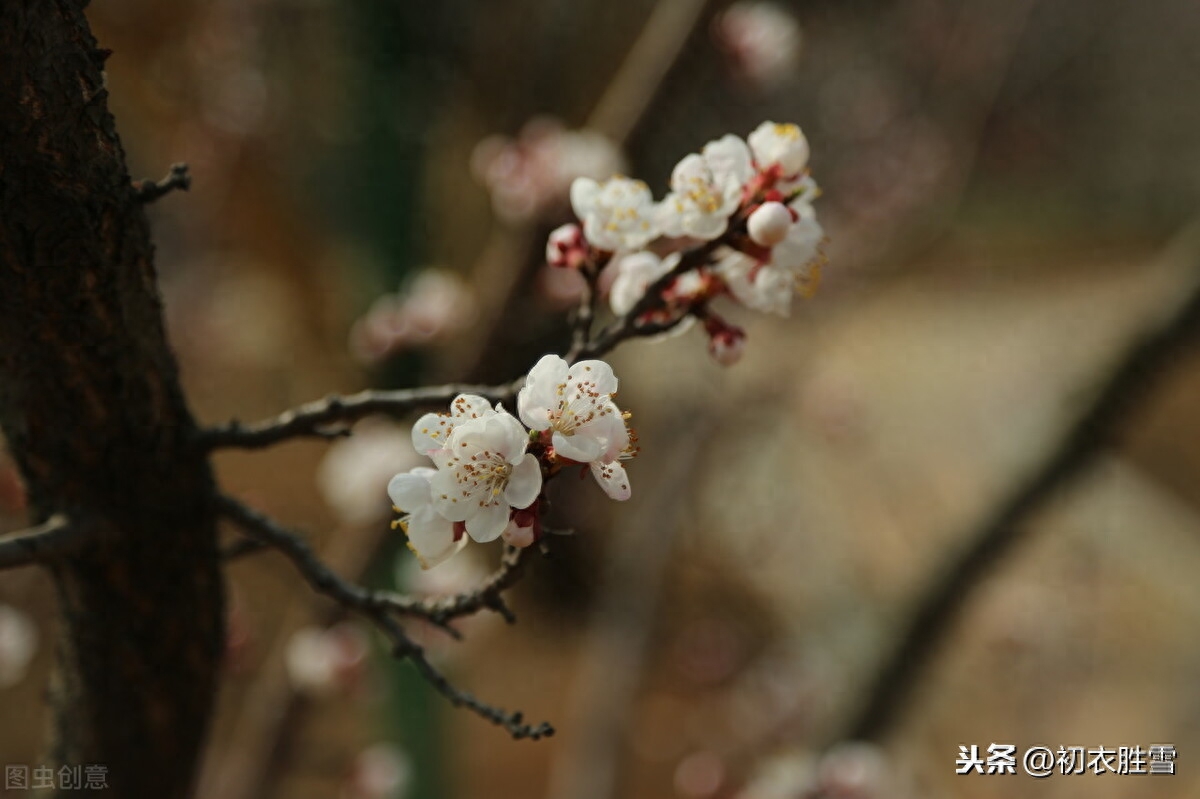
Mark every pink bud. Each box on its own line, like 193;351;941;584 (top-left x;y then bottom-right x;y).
546;223;589;269
747;201;793;247
704;315;747;366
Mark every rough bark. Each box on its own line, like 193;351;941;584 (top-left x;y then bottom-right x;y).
0;3;223;797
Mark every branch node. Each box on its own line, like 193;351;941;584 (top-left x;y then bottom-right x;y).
134;163;191;203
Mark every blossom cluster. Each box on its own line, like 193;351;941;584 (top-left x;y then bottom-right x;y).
548;121;825;364
388;355;634;568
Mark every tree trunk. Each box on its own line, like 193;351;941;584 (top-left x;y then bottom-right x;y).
0;3;223;797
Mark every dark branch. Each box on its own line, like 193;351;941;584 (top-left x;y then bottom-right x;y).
566;263;602;362
133;163;191;203
843;261;1200;744
0;514;85;569
220;536;269;561
199;381;520;451
215;494;552;739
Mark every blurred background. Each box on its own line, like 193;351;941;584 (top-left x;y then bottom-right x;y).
4;0;1200;797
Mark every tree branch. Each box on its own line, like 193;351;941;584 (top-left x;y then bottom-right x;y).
0;514;84;569
214;494;552;740
842;254;1200;745
133;162;191;203
199;381;520;451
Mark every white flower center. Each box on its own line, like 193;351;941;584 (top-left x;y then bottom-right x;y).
549;373;613;437
445;448;512;506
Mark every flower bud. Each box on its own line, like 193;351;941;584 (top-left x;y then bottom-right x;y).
546;223;589;269
747;201;793;247
704;315;747;366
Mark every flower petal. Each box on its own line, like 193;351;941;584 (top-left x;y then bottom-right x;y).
504;454;542;509
590;460;631;501
429;468;472;521
387;469;435;512
553;430;604;463
568;359;617;395
465;501;509;543
411;412;453;455
449;394;494;421
702;134;754;186
570;176;600;218
405;510;464;569
518;354;568;430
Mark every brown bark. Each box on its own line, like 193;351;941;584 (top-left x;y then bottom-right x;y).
0;3;223;797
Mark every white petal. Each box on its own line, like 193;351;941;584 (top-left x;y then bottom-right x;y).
553;430;604;463
411;412;452;454
429;468;472;522
518;354;567;430
449;394;494;421
702;134;754;186
568;359;617;395
570;176;600;218
491;412;530;459
466;501;510;543
504;454;542;509
684;211;730;241
387;469;434;512
405;510;463;569
669;153;708;193
590;460;631;501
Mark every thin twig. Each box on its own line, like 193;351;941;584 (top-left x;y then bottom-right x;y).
214;494;552;739
133;162;191;203
842;251;1200;744
0;514;84;569
566;264;602;362
199;381;519;451
220;536;269;561
585;0;713;143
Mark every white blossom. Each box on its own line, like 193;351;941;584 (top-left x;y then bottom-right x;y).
518;354;633;500
659;135;754;240
570;175;659;252
388;467;464;569
748;121;810;177
428;410;542;542
717;186;823;315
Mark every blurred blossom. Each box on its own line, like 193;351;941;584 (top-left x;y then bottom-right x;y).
734;751;817;799
349;270;477;365
674;750;726;798
0;604;38;688
816;743;895;799
342;743;413;799
471;117;626;224
713;2;802;89
318;420;425;527
536;263;587;308
284;622;370;698
396;545;487;598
